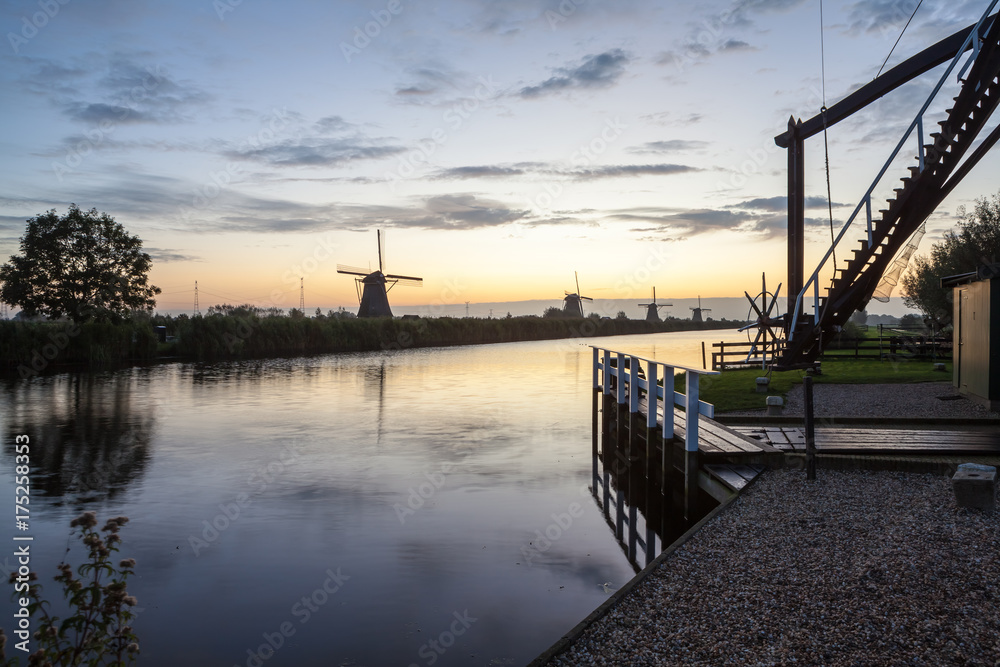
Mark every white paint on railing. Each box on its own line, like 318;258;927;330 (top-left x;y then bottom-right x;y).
592;346;718;453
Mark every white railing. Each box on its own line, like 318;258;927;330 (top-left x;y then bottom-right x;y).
591;347;718;452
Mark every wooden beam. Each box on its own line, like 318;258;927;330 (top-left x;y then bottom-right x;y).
775;14;996;147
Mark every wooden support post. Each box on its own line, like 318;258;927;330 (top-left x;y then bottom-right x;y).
787;116;805;317
683;449;699;523
628;502;637;562
600;350;612;515
645;520;656;565
615;481;625;541
804;375;817;481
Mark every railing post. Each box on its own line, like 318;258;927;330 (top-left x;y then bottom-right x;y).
616;353;626;404
865;195;873;248
592;347;600;494
684;372;700;453
917;116;925;173
683;372;701;523
602;349;611;395
646;363;658;478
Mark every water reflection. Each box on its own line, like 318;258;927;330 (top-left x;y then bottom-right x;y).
1;372;153;504
0;331;738;666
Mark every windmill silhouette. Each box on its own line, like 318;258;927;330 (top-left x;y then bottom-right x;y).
638;287;671;322
337;230;422;318
690;296;711;323
563;272;593;317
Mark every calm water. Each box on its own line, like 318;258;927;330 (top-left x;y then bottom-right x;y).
0;330;733;666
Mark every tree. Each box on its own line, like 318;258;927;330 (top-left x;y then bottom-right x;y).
0;205;160;322
902;192;1000;326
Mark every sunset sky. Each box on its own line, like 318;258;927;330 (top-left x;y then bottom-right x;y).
1;0;998;318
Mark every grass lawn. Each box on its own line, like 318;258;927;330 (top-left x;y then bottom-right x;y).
675;358;953;413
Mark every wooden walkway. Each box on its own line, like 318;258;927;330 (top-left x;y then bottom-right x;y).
733;425;1000;454
644;399;781;456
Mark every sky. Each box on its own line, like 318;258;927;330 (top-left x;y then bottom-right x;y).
1;0;998;319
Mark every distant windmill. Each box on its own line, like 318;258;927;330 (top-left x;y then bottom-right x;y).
638;287;672;322
690;296;711;323
337;230;423;318
563;271;593;317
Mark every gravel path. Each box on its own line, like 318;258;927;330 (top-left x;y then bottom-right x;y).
550;469;1000;666
724;381;1000;419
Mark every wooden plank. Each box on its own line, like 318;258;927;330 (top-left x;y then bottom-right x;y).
704;464;751;491
673;411;748;454
727;464;765;483
764;427;791;445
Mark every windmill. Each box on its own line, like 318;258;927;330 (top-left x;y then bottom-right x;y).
638;287;672;322
337;230;423;318
690;296;711;323
563;271;593;317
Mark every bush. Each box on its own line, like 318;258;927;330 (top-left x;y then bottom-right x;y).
2;512;139;666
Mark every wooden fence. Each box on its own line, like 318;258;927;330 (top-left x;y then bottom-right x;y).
712;334;951;370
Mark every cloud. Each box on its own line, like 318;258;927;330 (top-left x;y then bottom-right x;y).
627;140;710;154
146;248;201;263
719;39;757;52
732;196;848;211
314;116;352;134
70;58;209;125
571;164;700;179
430;162;699;181
433;165;530;179
519;49;630;98
228;139;406;167
843;0;981;35
608;201;823;239
420;194;530;228
65;102;155;124
657;0;808;70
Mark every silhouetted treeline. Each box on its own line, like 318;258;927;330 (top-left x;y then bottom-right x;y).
163;311;738;361
1;310;740;373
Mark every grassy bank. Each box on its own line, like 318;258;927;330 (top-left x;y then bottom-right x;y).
1;314;739;375
677;358;954;413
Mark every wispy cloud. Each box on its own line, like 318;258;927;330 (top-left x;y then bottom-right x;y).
519;49;630;98
627;140;710;154
228;139;406;168
146;248;202;263
432;162;700;181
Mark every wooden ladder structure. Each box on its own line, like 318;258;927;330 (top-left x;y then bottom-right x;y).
776;5;1000;369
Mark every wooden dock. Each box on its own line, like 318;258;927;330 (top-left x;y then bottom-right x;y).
733;425;1000;454
589;346;776;569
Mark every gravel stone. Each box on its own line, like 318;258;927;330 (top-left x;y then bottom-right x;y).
725;381;1000;419
550;469;1000;666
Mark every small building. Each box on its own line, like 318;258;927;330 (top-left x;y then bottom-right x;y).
943;263;1000;410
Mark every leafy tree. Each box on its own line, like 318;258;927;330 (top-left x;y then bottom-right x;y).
902;192;1000;326
0;205;160;322
849;309;867;325
542;306;564;319
615;310;629;320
